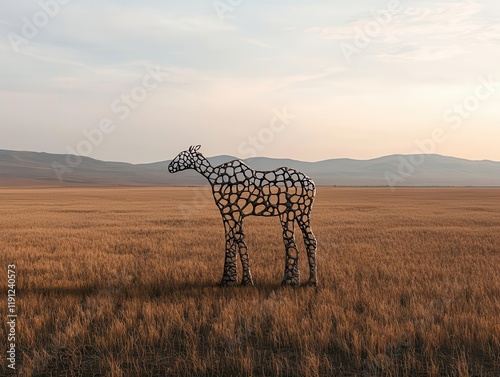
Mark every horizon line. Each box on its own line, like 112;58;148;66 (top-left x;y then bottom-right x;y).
1;148;500;165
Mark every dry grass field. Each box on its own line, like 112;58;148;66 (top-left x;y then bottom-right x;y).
1;187;499;376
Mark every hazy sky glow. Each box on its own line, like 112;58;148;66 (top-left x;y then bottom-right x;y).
1;0;500;163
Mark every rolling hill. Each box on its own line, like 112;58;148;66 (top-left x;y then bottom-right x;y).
1;149;499;187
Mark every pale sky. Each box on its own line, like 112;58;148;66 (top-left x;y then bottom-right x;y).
1;0;499;163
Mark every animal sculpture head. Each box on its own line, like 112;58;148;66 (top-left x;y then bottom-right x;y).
168;145;201;173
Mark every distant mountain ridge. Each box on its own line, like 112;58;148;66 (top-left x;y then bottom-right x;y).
1;149;500;187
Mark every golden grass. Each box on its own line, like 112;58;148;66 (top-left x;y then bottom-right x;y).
0;187;499;376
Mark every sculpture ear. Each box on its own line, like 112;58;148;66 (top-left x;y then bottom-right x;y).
194;145;201;151
188;145;194;152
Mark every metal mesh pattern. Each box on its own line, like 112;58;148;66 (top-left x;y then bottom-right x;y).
169;145;318;286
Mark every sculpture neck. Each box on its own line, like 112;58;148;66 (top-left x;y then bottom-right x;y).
193;153;214;182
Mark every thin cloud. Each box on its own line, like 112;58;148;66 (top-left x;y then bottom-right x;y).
306;0;500;61
12;47;97;73
245;39;275;49
378;44;468;61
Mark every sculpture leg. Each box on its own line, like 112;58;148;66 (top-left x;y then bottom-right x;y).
220;217;238;286
235;220;253;286
280;212;300;287
297;214;318;286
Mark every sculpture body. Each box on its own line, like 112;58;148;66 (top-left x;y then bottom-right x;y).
168;145;317;286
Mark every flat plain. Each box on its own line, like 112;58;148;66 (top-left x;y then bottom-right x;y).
0;187;499;376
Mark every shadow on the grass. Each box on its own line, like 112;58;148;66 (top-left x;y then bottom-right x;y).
19;279;320;298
